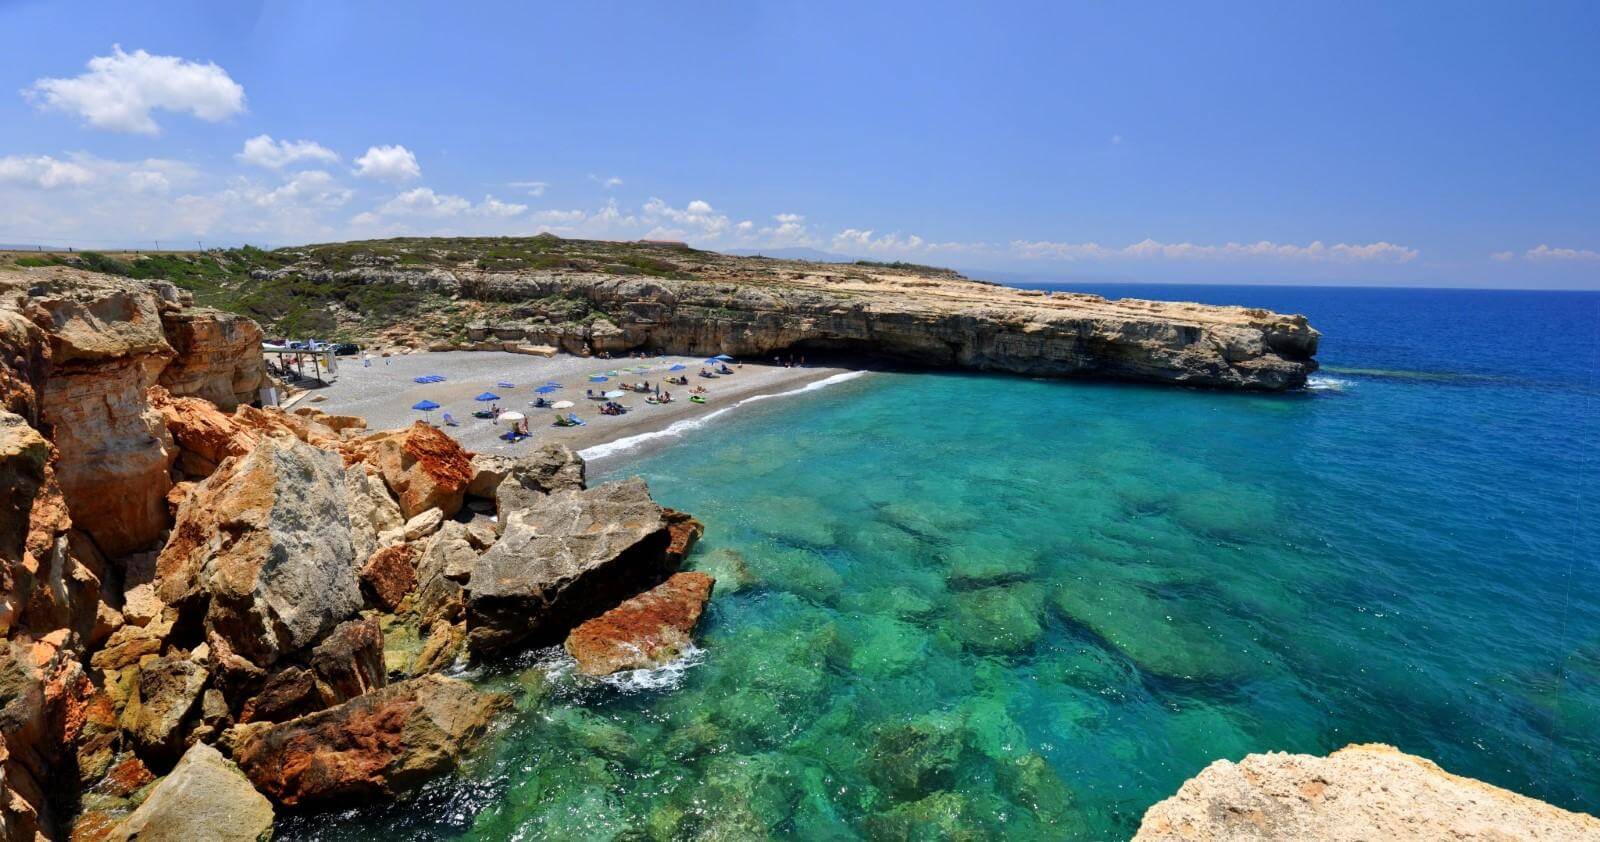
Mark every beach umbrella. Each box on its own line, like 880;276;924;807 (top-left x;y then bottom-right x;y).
669;364;686;371
411;399;440;422
603;390;625;399
605;370;621;377
499;411;526;422
535;385;559;394
713;354;734;361
552;400;574;409
496;381;515;389
589;375;608;382
544;380;561;386
474;392;501;402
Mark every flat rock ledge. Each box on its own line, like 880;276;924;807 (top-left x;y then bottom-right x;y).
564;571;715;676
1135;743;1600;841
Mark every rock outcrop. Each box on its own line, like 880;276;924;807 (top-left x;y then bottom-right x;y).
564;572;714;676
227;674;506;808
1134;743;1600;841
354;422;474;520
466;478;673;657
155;308;267;411
110;742;273;842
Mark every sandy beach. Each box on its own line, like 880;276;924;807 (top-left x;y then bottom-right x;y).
296;350;852;467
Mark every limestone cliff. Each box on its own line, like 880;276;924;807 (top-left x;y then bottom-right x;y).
1135;743;1600;840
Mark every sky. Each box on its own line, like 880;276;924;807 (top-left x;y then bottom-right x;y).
1;1;1597;288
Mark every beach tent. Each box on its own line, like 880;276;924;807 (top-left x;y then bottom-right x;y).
589;375;608;383
552;400;575;409
474;392;501;402
411;399;440;422
603;390;625;399
535;385;559;394
668;364;687;371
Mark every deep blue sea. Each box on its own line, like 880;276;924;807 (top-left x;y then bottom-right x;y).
298;285;1600;840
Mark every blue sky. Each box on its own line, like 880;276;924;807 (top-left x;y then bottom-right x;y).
2;1;1597;288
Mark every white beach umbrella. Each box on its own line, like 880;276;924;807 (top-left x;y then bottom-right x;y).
603;390;625;399
551;400;575;409
499;411;526;422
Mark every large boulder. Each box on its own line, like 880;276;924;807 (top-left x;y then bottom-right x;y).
228;674;507;808
1134;743;1600;841
564;572;714;676
120;654;208;761
110;742;273;842
344;463;404;563
156;307;267;411
466;478;674;658
490;444;586;525
412;521;478;628
155;436;361;673
360;543;418;612
150;388;257;479
357;422;473;520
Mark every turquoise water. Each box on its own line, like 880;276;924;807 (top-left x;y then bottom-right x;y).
292;287;1599;839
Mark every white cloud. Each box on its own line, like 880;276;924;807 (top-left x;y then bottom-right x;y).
0;154;95;189
1523;244;1600;262
370;188;525;219
1491;250;1516;262
1111;134;1124;145
509;180;548;197
1010;238;1419;263
831;229;976;256
640;197;731;241
27;45;245;134
477;195;528;218
353;145;421;182
589;174;623;189
237;134;339;169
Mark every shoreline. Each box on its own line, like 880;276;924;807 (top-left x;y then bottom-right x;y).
300;350;855;470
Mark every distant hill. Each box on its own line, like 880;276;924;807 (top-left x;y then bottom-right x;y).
725;247;861;263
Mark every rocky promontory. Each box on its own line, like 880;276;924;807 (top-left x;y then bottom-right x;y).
1136;743;1600;840
0;265;710;839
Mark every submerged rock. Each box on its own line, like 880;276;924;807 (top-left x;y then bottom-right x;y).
109;742;273;842
1135;743;1600;840
564;572;714;676
950;583;1045;655
466;478;673;657
228;674;507;808
1051;582;1251;681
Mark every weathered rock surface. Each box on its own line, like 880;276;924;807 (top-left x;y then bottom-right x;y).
411;521;477;628
228;674;507;808
466;478;673;657
355;422;473;519
155;436;360;672
344;463;404;563
110;742;273;842
1134;743;1600;841
564;572;714;676
155;308;267;411
489;443;586;525
359;543;418;612
120;654;207;761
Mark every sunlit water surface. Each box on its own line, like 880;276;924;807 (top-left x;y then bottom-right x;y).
287;286;1599;840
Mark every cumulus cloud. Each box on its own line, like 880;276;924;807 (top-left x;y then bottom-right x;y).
0;154;95;189
369;188;526;219
1009;238;1419;263
640;197;731;241
1491;251;1516;262
27;45;245;134
237;134;339;169
831;229;976;256
1523;244;1600;262
353;145;421;182
509;180;548;197
589;174;623;189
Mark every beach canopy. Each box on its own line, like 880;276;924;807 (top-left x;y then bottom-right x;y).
603;390;625;398
496;381;515;388
499;411;526;422
474;392;501;402
589;375;608;382
413;375;446;383
551;400;574;409
535;385;559;394
668;364;686;371
544;380;561;386
713;354;734;361
411;400;440;411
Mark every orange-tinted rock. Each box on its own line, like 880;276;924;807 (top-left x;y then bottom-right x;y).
564;572;715;676
237;666;320;725
662;508;704;565
156;307;267;410
150;387;258;479
308;616;385;704
356;422;474;519
360;544;418;612
228;674;507;808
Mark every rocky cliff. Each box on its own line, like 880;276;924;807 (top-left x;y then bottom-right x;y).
257;238;1319;390
1135;743;1600;840
0;265;711;839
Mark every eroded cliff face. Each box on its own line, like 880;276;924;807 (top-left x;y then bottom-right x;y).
267;246;1319;389
1135;743;1600;841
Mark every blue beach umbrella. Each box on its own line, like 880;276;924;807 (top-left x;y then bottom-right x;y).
535;385;559;394
496;381;515;388
668;364;686;371
589;375;608;383
713;354;734;361
474;392;501;402
411;399;440;422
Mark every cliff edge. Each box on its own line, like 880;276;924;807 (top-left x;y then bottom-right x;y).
1135;743;1600;841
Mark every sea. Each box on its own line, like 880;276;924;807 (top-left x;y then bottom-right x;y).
288;284;1600;840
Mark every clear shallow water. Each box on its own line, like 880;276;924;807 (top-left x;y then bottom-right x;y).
291;286;1600;840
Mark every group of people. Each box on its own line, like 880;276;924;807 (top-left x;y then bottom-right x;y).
773;354;806;368
599;401;628;416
